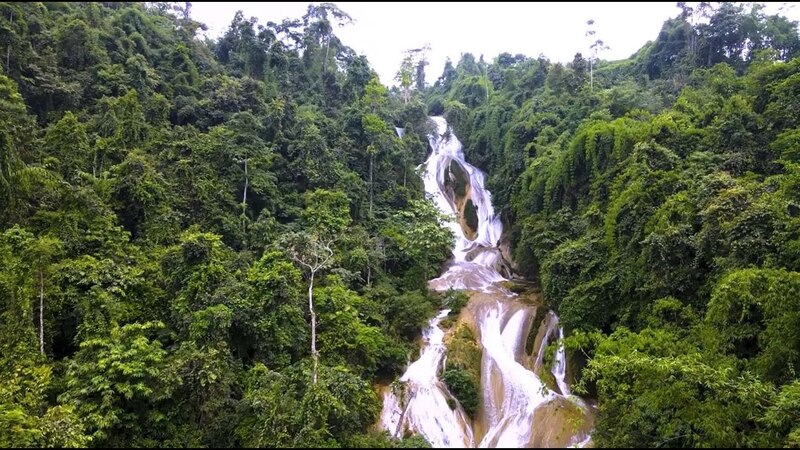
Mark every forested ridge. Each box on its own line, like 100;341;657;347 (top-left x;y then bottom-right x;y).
2;1;800;448
0;2;448;447
426;2;800;447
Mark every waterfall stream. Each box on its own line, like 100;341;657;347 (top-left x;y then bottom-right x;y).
381;117;589;447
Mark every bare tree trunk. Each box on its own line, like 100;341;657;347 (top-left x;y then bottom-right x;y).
6;13;11;71
366;262;371;286
39;269;44;355
403;155;407;188
308;270;318;384
484;64;490;102
242;158;249;235
243;159;248;206
369;153;373;217
323;34;330;74
292;237;333;385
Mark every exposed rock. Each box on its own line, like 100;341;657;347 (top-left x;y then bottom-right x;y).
442;157;479;241
441;291;595;447
498;239;520;273
528;396;595;448
530;312;557;377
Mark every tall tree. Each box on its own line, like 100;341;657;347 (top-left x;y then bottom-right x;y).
289;231;333;385
42;112;91;180
29;236;61;355
586;19;609;91
395;45;430;104
302;3;353;75
289;189;351;384
360;77;391;218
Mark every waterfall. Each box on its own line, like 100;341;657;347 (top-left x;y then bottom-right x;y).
534;313;558;371
380;309;474;447
552;327;570;397
381;117;588;447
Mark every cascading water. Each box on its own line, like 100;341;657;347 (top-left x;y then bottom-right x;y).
552;327;570;397
381;309;474;448
380;117;590;447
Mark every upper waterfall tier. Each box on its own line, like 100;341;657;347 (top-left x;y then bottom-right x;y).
423;116;507;292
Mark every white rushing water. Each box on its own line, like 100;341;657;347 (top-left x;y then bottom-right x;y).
380;116;580;447
381;309;474;447
552;327;570;397
476;303;555;447
424;117;503;269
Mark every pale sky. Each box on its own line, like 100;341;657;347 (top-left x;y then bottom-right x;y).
190;2;799;86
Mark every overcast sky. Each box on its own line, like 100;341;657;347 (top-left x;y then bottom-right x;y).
190;2;799;86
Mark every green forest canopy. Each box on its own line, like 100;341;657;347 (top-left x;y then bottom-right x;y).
1;1;800;448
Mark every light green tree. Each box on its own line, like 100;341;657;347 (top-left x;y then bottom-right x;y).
385;199;454;280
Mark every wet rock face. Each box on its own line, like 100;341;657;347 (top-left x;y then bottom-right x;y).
446;159;469;199
463;199;479;238
498;239;520;274
442;157;479;241
528;396;594;448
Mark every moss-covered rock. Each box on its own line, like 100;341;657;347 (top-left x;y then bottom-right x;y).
498;280;544;306
445;323;482;382
442;318;482;419
527;396;594;447
442;367;480;417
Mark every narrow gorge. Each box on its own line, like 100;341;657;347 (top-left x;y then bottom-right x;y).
380;117;594;447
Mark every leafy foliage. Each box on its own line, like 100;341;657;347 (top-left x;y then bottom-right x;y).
0;2;450;447
426;3;800;446
2;1;800;447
